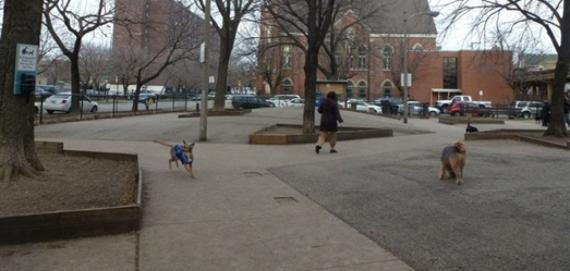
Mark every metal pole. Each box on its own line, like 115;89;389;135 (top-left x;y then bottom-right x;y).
199;0;211;142
403;18;409;124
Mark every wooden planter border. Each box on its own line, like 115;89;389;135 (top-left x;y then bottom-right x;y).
439;116;505;125
0;142;143;244
178;109;252;118
249;124;393;145
464;129;570;150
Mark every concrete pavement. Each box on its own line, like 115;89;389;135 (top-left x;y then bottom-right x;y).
3;108;429;271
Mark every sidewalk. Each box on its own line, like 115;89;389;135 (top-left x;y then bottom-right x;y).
1;137;415;271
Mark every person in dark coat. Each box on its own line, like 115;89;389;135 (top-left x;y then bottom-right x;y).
542;101;551;127
564;97;570;126
315;91;343;154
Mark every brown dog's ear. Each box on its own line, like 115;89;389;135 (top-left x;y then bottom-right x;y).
183;140;187;145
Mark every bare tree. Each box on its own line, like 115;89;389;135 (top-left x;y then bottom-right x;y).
43;0;114;112
0;0;44;184
442;0;568;136
37;28;61;75
194;0;259;110
79;43;110;92
263;0;341;133
114;7;202;112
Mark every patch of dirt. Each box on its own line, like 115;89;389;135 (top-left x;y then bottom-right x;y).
0;150;138;217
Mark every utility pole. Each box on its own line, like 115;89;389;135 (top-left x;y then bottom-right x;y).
199;0;211;141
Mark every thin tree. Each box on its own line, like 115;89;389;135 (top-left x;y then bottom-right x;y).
43;0;114;113
194;0;259;110
114;8;202;112
263;0;339;133
442;0;569;137
0;0;44;185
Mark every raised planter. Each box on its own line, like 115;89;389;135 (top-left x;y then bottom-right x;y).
36;109;187;126
0;142;143;244
178;109;252;118
465;129;570;150
249;124;393;145
439;115;505;125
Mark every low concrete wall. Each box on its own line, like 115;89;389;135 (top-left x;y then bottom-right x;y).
0;141;143;244
439;116;505;125
35;109;187;126
465;130;570;150
178;109;251;118
250;124;393;145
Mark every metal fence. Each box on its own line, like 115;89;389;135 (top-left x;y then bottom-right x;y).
34;93;222;125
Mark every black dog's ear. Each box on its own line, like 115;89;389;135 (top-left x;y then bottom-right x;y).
183;140;187;145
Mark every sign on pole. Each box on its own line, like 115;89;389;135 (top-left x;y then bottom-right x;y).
199;42;206;63
14;44;38;96
400;73;412;87
209;76;215;84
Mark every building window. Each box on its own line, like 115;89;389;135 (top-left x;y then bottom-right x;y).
282;46;292;69
334;47;341;68
347;80;354;98
347;46;354;70
383;81;392;97
443;57;458;89
412;43;424;52
358;81;367;98
282;79;293;93
345;27;354;41
383;45;393;71
358;46;367;69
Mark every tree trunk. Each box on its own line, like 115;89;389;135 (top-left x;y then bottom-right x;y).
544;56;569;137
70;56;81;113
214;36;231;110
303;45;320;134
0;0;44;185
545;2;570;137
131;82;142;112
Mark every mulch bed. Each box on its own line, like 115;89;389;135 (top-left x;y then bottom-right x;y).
465;129;570;150
0;149;138;217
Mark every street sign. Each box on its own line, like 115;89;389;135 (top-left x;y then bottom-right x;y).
209;76;215;84
199;42;206;63
400;73;412;87
14;44;38;96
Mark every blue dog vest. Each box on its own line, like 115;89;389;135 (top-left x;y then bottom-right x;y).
173;144;192;165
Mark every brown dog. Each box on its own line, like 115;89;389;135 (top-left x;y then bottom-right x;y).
154;140;195;178
439;140;466;185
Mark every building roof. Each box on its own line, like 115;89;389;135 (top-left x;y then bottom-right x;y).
359;0;437;35
268;0;437;35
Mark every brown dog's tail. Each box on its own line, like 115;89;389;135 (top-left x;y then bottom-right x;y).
454;140;466;154
153;140;173;148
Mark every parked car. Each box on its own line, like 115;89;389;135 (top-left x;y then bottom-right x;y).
437;95;492;111
348;99;382;114
511;100;544;119
268;94;301;107
448;101;491;117
287;98;305;107
44;93;98;114
136;90;157;104
232;95;275;109
373;97;403;114
398;101;440;116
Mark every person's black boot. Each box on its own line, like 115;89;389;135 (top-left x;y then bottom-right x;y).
315;145;322;154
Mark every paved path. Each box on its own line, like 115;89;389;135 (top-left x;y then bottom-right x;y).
2;108;434;271
1;109;560;270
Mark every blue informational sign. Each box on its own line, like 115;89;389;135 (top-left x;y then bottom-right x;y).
14;44;38;96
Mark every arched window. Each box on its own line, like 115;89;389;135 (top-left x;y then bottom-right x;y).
358;81;367;98
281;79;293;94
383;45;393;71
383;81;393;97
282;46;292;69
412;43;424;52
358;46;367;69
346;80;354;98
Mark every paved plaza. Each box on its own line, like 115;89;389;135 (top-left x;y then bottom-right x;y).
1;108;568;271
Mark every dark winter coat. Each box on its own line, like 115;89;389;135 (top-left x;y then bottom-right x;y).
318;98;343;132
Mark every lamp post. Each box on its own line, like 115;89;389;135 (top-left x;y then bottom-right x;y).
199;0;211;141
402;10;439;124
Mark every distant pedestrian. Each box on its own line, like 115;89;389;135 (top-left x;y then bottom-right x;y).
542;101;551;127
315;91;343;154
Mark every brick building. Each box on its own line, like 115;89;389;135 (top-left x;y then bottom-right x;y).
257;0;514;105
112;0;217;91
